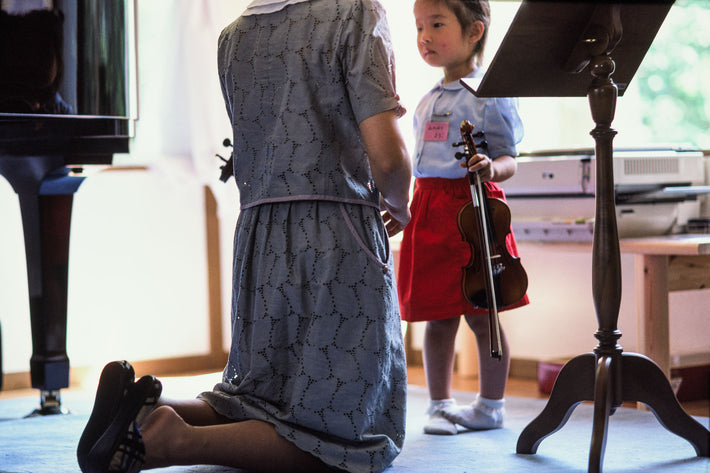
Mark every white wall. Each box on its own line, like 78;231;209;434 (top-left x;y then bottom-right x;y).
504;242;710;362
0;0;246;376
0;178;29;373
407;240;710;364
0;167;216;373
1;1;708;378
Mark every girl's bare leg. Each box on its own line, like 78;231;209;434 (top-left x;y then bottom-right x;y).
437;314;509;430
463;313;510;400
421;317;461;434
140;402;334;473
423;317;461;400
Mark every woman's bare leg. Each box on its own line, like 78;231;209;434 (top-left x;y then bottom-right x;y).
140;403;333;473
153;397;229;426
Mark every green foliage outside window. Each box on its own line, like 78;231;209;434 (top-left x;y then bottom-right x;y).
635;0;710;149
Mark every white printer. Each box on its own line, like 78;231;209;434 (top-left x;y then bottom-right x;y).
500;148;710;241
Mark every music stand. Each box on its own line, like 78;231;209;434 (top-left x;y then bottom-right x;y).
461;2;710;472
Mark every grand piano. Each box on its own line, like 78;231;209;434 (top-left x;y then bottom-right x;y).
0;1;134;414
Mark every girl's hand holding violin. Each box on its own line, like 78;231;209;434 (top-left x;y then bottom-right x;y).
461;153;495;182
460;153;517;184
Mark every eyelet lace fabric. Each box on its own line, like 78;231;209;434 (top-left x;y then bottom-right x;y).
200;201;407;473
207;2;407;470
217;0;402;211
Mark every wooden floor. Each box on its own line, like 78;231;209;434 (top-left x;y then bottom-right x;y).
407;365;710;418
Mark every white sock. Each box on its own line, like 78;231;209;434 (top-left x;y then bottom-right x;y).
423;399;458;435
442;394;505;430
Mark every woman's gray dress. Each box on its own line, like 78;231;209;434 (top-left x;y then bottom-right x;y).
199;1;408;472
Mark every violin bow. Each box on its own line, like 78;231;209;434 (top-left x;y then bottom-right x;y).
457;120;503;360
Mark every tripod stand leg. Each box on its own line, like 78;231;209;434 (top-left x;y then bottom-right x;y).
517;353;596;454
622;353;710;457
589;355;614;473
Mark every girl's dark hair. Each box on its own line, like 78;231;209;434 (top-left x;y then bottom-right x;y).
439;0;491;66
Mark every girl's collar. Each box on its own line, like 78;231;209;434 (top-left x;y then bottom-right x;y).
439;68;483;90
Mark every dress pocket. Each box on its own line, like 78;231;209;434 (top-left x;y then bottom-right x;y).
338;203;390;272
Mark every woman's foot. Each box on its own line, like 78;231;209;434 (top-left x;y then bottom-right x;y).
77;360;135;471
140;405;191;469
84;374;162;473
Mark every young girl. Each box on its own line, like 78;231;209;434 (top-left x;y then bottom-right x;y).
398;0;528;435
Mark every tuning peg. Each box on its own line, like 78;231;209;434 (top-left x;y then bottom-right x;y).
455;152;467;160
452;141;464;147
222;138;232;148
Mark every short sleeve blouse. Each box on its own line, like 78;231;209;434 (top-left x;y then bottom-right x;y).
412;69;523;179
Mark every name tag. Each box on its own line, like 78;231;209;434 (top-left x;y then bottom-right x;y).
424;122;449;141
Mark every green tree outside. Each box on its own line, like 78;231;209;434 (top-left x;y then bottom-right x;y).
636;0;710;149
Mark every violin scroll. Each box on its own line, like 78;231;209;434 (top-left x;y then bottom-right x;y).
217;138;234;183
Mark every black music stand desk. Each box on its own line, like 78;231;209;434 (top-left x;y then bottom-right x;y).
460;2;710;472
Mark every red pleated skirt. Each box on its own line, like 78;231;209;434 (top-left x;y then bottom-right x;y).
397;177;529;322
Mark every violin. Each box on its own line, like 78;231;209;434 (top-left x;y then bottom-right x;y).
216;138;234;183
454;120;528;359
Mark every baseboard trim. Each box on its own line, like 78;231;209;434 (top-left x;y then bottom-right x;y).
1;352;229;393
509;357;539;380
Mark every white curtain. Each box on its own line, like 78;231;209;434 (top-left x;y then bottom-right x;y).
125;0;247;185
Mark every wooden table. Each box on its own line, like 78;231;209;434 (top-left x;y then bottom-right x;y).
619;234;710;379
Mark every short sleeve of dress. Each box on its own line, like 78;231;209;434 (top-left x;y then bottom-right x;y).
339;0;403;124
217;28;234;123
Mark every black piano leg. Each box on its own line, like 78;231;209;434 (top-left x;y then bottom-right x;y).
21;191;74;416
0;158;85;416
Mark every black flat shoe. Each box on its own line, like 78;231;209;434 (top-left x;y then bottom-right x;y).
85;375;163;473
78;361;135;472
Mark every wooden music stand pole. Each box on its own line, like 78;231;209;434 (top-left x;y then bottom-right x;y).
461;2;710;472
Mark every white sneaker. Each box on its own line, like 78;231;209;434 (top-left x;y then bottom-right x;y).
423;399;458;435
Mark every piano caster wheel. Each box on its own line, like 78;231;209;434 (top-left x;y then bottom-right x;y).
24;390;72;417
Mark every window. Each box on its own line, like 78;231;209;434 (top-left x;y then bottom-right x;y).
388;0;709;153
514;0;710;151
633;0;710;149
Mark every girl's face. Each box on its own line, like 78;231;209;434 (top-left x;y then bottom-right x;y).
414;0;482;81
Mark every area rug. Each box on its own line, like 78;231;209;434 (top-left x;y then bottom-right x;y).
0;373;708;473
